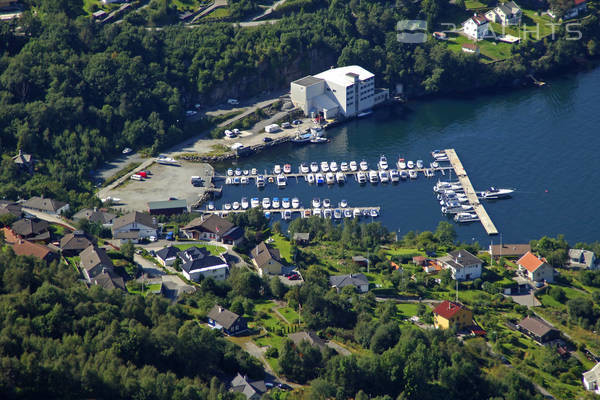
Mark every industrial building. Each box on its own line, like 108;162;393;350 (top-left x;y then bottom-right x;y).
290;65;389;119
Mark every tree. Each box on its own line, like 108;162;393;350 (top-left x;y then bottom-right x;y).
434;221;456;246
121;240;134;262
269;276;286;299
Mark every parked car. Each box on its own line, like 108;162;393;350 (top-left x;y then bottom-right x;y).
263;137;273;143
149;236;157;242
281;122;291;129
292;120;302;125
122;147;132;154
165;232;174;241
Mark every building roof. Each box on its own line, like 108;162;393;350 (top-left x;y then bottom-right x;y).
574;0;586;5
583;362;600;383
251;241;281;269
11;218;49;238
230;373;267;399
60;230;94;251
489;243;531;257
182;214;235;235
207;305;241;330
112;211;156;231
0;202;22;217
288;331;326;349
80;245;113;273
292;75;324;87
9;239;55;260
495;1;521;15
329;273;369;289
293;232;310;241
72;208;116;225
447;249;482;265
92;270;126;291
518;316;555;338
568;249;595;267
517;251;546;272
12;149;32;164
22;196;67;213
177;246;227;273
433;300;469;320
156;245;179;262
352;255;368;263
147;199;187;211
314;65;375;87
465;13;488;25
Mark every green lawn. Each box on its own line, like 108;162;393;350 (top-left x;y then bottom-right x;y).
170;0;208;11
270;234;292;263
464;0;486;9
385;247;424;258
278;306;302;324
396;303;419;318
175;243;226;255
204;6;230;19
128;283;162;296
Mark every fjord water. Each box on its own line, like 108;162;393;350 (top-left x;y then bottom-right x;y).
217;67;600;244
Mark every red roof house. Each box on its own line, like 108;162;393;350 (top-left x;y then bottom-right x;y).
517;251;554;283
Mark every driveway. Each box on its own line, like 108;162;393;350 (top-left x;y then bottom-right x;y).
22;209;76;231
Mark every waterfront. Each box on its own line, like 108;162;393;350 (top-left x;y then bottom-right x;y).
212;67;600;244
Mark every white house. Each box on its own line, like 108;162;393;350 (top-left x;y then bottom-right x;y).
517;251;555;284
583;362;600;394
568;249;597;269
437;249;483;281
290;66;389;119
111;211;157;241
463;14;490;40
485;1;522;25
177;246;229;282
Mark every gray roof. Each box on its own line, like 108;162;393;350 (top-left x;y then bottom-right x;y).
60;231;94;251
11;218;49;237
112;211;156;231
207;305;242;330
73;209;115;225
80;245;113;273
440;249;483;269
329;273;368;289
230;373;267;399
0;202;22;217
288;331;326;349
292;75;324;87
177;246;227;273
182;214;235;235
147;199;187;211
12;150;33;165
22;196;67;213
496;1;521;15
518;316;555;338
568;249;595;268
156;245;179;262
583;362;600;384
293;232;310;241
92;271;125;291
251;241;281;269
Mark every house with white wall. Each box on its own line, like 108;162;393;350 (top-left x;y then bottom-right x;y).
463;14;490;40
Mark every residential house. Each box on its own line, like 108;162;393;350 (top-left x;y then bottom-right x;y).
60;230;95;257
463;13;490;40
177;246;229;282
11;218;50;242
111;211;157;241
230;373;268;400
583;362;600;395
181;214;244;245
293;232;310;245
12;149;34;173
462;43;480;54
0;200;22;218
551;0;587;19
72;208;116;226
567;249;597;269
2;229;58;262
22;196;69;215
288;331;327;350
207;305;247;335
413;256;427;266
329;273;369;293
91;270;126;292
437;249;483;281
489;243;531;259
351;255;369;267
155;245;180;266
433;300;473;330
147;199;188;215
79;245;114;282
160;279;196;300
485;1;522;25
251;241;283;276
517;251;554;284
517;316;559;343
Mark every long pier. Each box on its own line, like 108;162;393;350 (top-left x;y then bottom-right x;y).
196;206;381;218
444;149;498;235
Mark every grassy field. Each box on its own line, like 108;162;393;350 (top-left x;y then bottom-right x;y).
395;303;420;318
464;0;486;9
175;243;226;255
204;6;230;18
170;0;208;11
270;234;292;263
128;283;161;296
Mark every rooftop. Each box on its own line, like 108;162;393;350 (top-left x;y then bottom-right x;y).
112;211;156;231
329;273;369;288
433;300;469;320
182;214;235;235
517;251;546;273
518;316;556;338
207;305;241;330
292;75;324;87
489;243;531;257
147;199;187;211
583;362;600;383
314;65;375;87
252;241;281;269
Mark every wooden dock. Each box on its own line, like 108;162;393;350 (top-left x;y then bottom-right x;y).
444;149;499;235
195;206;381;219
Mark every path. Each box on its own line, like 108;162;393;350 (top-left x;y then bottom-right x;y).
191;0;227;23
97;159;154;200
22;209;76;231
251;0;287;21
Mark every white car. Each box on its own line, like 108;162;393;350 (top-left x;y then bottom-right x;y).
148;236;157;242
122;147;132;154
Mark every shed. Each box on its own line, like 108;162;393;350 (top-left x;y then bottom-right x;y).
147;199;188;215
293;232;310;245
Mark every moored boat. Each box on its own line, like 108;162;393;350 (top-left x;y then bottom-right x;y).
397;158;407;169
390;169;400;182
336;172;346;183
251;197;259;208
360;160;368;171
379;170;390;183
326;172;335;185
292;197;300;209
369;170;379;183
307;173;315;184
256;175;265;188
330;161;338;172
378;155;389;170
272;197;280;209
262;197;271;209
312;198;321;208
349;161;358;171
241;197;249;209
357;171;367;184
282;198;290;209
320;161;329;172
310;162;319;172
276;174;287;187
340;162;349;172
316;173;325;184
409;170;418;179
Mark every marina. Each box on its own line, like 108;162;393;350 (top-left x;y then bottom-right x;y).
198;205;381;220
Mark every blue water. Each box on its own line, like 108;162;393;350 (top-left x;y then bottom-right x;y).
215;67;600;245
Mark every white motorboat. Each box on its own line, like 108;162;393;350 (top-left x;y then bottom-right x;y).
390;169;400;182
431;161;439;169
340;162;349;172
409;170;418;179
208;202;215;211
316;173;325;184
370;209;379;218
320;161;329;172
283;164;292;174
240;177;248;184
303;209;311;218
479;187;514;199
330;161;338;172
349;161;358;171
340;199;348;208
277;174;287;187
291;197;300;209
300;163;309;173
256;175;265;188
312;198;321;208
283;210;292;220
369;170;379;183
156;156;180;166
360;160;368;171
324;209;333;219
416;160;424;169
454;212;479;223
400;170;408;180
241;197;249;209
441;204;473;214
357;110;373;118
326;172;335;185
378;155;389;170
224;203;232;211
243;169;249;176
431;150;446;158
311;125;323;135
333;209;342;219
251;168;258;175
232;201;240;210
379;170;390;183
307;173;315;184
233;177;240;185
313;208;322;218
407;160;415;169
251;197;259;208
357;171;367;184
425;169;435;177
344;209;353;218
235;168;242;176
353;208;362;218
273;165;282;174
282;198;290;208
310;136;329;144
262;197;271;209
336;172;346;183
227;168;234;176
225;177;232;185
323;198;331;208
310;162;319;173
397;158;406;169
434;181;462;192
272;197;280;209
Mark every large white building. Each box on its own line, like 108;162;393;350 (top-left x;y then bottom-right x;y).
290;66;388;119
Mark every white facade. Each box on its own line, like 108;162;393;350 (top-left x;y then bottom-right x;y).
183;264;229;282
583;363;600;394
112;222;156;240
447;263;482;281
463;15;490;40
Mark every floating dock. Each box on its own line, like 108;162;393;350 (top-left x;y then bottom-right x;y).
195;206;381;218
444;149;498;235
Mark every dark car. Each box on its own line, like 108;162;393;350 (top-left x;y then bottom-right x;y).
263;137;273;143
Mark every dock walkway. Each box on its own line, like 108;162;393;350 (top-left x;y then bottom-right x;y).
445;149;498;235
196;206;380;218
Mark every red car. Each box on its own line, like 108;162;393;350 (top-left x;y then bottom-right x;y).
288;274;300;280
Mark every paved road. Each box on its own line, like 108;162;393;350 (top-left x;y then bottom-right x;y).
97;158;154;201
191;0;227;22
235;19;280;27
252;0;286;20
22;209;76;231
97;151;146;181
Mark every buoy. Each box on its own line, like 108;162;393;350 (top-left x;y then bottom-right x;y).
545;189;548;193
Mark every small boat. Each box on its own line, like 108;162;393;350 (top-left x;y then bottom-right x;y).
349;161;358;171
323;198;331;208
431;150;446;158
353;208;361;218
340;199;348;208
262;198;271;209
479;187;514;200
227;168;234;176
277;174;287;187
409;170;418;179
416;160;424;169
282;198;290;209
251;197;259;208
235;168;242;176
273;165;282;174
344;209;353;218
243;169;249;176
283;210;292;220
357;171;367;184
316;173;325;184
283;164;292;174
300;163;309;173
336;172;346;183
454;212;479;223
369;170;379;183
224;203;232;211
400;170;408;180
407;160;415;169
307;174;315;184
225;177;232;185
313;208;322;218
357;110;373;118
378;155;389;170
310;126;323;135
208;202;215;211
232;202;240;210
312;198;321;208
425;169;435;177
292;132;312;144
156;156;180;166
326;172;335;185
360;160;368;171
370;209;379;218
272;197;280;209
320;162;329;172
433;154;449;162
240;177;248;184
441;204;473;214
333;209;342;219
251;168;258;175
340;162;349;172
390;169;400;182
310;162;319;173
397;158;406;169
379;170;390;183
362;209;370;217
241;197;249;209
324;209;333;219
291;197;300;209
303;209;311;218
256;175;265;188
310;136;329;144
431;161;439;169
330;161;338;172
434;181;462;192
233;177;241;185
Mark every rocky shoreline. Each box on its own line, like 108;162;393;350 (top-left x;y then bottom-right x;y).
178;135;293;163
